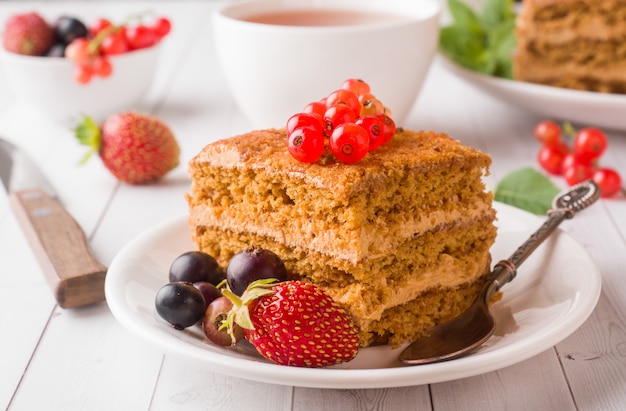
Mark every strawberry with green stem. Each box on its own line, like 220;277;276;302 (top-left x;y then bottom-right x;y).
221;279;360;368
75;112;180;184
2;12;55;56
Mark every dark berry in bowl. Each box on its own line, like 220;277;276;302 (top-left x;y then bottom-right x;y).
46;43;67;57
53;16;88;45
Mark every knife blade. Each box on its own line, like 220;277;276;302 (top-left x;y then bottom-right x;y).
0;138;107;308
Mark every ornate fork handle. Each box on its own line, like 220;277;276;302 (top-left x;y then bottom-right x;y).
485;180;601;300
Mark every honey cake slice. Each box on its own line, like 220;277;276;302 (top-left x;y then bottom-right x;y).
187;128;497;347
513;0;626;93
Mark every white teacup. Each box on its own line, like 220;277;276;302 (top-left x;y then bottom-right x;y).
213;0;441;129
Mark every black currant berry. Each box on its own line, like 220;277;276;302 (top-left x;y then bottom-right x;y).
53;16;88;45
169;251;225;285
155;282;206;330
226;247;287;295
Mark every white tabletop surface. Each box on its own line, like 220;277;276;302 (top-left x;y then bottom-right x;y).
1;1;626;410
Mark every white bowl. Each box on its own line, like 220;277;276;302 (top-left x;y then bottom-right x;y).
0;45;160;124
213;0;441;129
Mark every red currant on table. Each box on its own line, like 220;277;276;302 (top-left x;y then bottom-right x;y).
592;168;622;198
534;120;561;146
537;141;569;176
329;123;370;164
532;119;623;199
574;127;607;162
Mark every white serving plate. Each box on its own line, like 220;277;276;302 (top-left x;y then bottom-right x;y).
441;55;626;132
105;202;601;389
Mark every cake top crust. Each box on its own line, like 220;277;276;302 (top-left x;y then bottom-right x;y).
190;128;490;199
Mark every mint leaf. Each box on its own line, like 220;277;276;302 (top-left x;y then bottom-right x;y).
447;0;483;32
481;0;515;27
494;168;561;215
439;0;516;79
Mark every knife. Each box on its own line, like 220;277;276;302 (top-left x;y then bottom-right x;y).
0;137;107;308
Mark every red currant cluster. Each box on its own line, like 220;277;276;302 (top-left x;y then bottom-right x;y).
535;120;623;198
65;16;171;84
286;79;396;164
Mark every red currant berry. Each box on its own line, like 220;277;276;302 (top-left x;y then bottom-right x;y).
92;57;112;78
356;116;385;151
65;38;92;65
325;89;361;117
341;78;370;96
286;113;323;136
126;24;157;50
537;141;569;176
360;97;385;116
563;161;594;186
303;101;326;118
329;123;369;164
534;120;561;147
100;27;129;55
288;127;325;163
89;18;112;37
324;104;357;133
74;63;94;85
592;168;622;198
152;17;172;39
377;114;396;144
574;127;607;161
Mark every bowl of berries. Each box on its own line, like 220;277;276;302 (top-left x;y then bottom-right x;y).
0;12;171;124
213;0;441;129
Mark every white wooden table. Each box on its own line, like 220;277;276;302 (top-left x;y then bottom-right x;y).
1;1;625;410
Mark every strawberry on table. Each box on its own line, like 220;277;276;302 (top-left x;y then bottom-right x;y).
223;280;360;368
75;112;180;184
2;12;54;56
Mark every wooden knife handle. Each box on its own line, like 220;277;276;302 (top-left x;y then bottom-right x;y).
9;189;107;308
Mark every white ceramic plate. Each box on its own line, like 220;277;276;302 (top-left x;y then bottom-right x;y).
440;55;626;132
105;202;601;389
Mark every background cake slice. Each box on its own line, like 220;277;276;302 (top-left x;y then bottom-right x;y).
513;0;626;93
187;128;497;347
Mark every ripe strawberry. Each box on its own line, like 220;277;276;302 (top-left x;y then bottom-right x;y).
75;112;180;184
2;12;54;56
224;280;359;368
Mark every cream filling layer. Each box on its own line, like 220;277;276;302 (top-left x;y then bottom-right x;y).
189;197;494;264
323;251;492;329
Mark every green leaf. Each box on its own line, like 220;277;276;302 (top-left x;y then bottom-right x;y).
494;168;561;215
481;0;515;27
439;0;516;79
447;0;483;33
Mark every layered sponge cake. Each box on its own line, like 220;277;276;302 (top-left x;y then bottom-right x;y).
186;128;497;348
513;0;626;93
